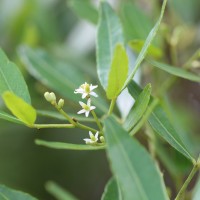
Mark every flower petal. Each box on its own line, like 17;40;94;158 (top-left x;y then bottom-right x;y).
90;85;98;90
90;91;98;97
79;101;85;107
90;106;96;111
78;109;85;114
85;111;90;117
82;93;88;99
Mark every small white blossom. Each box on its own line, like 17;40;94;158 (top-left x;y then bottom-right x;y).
44;92;56;103
74;82;98;99
77;99;96;117
84;131;99;144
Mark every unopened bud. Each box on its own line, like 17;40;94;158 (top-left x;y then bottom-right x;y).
58;99;64;109
44;92;56;103
100;136;105;143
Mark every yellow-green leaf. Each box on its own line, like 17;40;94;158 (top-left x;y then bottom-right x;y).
129;40;163;59
106;44;128;99
3;91;36;126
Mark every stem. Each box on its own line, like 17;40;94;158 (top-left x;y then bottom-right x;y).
33;124;75;129
91;110;103;131
76;122;98;133
55;105;76;126
54;104;99;133
108;98;116;115
175;162;200;200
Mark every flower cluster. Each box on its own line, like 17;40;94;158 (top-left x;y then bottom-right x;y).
74;82;98;117
74;82;105;145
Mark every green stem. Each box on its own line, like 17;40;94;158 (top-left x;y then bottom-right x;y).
33;124;75;129
76;122;98;133
91;110;103;132
175;162;200;200
54;104;98;133
108;98;116;115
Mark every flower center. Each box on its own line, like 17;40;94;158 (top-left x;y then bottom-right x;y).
85;84;90;93
82;104;90;111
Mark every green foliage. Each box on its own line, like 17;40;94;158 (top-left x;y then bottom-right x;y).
104;116;169;200
0;49;31;104
0;0;200;199
96;1;124;90
123;0;167;89
68;0;98;24
129;40;163;59
128;81;195;162
0;185;38;200
3;91;37;126
35;139;105;151
101;178;121;200
0;110;24;125
148;60;200;82
124;84;151;132
106;44;128;99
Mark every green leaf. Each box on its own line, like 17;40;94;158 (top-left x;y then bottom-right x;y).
104;116;169;200
68;0;98;24
0;185;38;200
101;178;122;200
106;44;128;99
192;176;200;200
37;110;95;122
129;40;163;59
18;46;108;114
148;60;200;82
35;139;105;151
2;91;36;126
119;2;153;42
96;1;124;90
123;0;167;89
128;81;195;162
0;49;31;104
46;181;78;200
0;110;24;125
124;84;151;132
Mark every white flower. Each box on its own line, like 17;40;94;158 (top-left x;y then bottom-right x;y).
83;131;99;144
77;99;96;117
74;82;98;99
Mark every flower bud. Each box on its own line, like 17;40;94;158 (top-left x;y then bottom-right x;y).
100;136;105;143
44;92;56;104
58;99;64;109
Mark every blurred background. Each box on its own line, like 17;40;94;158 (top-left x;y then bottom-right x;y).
0;0;200;199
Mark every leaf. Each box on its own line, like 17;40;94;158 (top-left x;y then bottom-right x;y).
35;139;105;151
104;116;169;200
148;60;200;82
106;44;128;99
0;185;38;200
119;2;153;42
68;0;98;24
18;46;108;114
123;0;167;89
3;91;36;126
127;81;195;162
37;110;95;122
0;49;31;104
96;1;124;90
46;181;78;200
129;40;163;59
124;84;151;132
101;178;122;200
0;110;24;125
